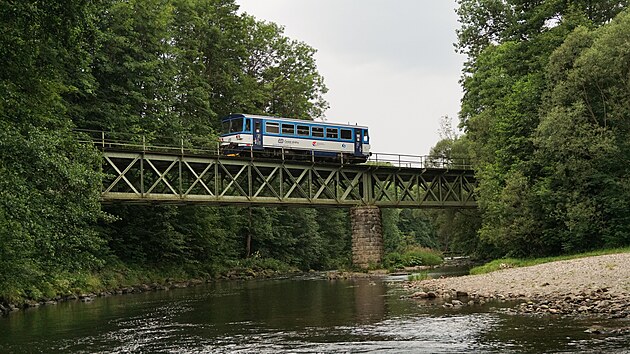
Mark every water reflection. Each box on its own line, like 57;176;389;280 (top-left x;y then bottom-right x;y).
352;280;386;324
0;277;628;353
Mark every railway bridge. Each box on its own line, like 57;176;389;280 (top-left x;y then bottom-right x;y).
87;132;477;268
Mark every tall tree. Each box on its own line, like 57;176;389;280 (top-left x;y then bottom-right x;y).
533;11;630;252
0;0;106;300
457;1;629;256
73;0;179;139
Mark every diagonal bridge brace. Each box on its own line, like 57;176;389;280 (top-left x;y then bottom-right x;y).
103;155;141;195
252;165;281;199
396;173;419;202
312;168;339;201
283;166;310;200
338;170;364;202
218;161;249;199
145;158;179;196
183;160;215;197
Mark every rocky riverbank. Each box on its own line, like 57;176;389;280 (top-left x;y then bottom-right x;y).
0;279;210;316
0;267;294;317
403;252;630;319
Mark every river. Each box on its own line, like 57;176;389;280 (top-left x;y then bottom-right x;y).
0;273;629;353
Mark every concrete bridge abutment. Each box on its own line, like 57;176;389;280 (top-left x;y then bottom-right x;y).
350;206;384;269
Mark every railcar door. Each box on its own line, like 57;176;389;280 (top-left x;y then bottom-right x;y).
354;129;363;156
253;119;263;149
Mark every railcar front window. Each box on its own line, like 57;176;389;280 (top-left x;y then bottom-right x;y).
340;129;352;140
282;124;295;135
229;118;243;133
312;127;324;137
363;130;369;143
222;121;230;134
266;122;279;134
326;128;338;139
297;125;310;136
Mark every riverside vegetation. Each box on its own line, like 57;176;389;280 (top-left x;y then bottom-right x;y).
3;0;630;315
0;0;456;311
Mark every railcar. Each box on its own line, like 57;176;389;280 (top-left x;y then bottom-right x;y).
219;114;370;163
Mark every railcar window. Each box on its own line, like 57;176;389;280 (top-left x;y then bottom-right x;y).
221;121;230;134
282;124;295;135
266;122;279;134
312;127;324;137
326;128;338;139
363;130;369;143
230;118;243;133
340;129;352;140
297;125;310;136
245;119;251;132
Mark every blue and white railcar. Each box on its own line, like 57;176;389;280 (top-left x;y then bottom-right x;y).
219;114;370;163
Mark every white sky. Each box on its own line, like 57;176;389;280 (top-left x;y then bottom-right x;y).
236;0;465;155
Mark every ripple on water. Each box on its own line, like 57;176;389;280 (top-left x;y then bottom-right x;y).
2;278;630;353
178;314;504;353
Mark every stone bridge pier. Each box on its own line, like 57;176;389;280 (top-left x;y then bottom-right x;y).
350;206;384;269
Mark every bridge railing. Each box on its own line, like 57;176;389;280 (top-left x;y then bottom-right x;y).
75;129;222;155
368;152;472;170
75;129;473;170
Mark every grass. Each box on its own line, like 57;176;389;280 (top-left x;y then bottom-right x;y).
469;247;630;275
407;271;430;281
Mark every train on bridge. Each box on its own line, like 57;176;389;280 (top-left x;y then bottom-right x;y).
220;114;371;163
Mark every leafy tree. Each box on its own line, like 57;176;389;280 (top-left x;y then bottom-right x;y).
1;0;345;304
236;17;329;119
457;1;630;257
382;209;403;254
533;10;630;252
315;208;352;269
81;0;333;274
428;132;484;256
73;0;179;138
0;0;106;300
397;209;438;249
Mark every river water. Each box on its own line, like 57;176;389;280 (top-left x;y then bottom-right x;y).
1;273;629;353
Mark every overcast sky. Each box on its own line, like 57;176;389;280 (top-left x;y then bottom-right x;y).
236;0;465;155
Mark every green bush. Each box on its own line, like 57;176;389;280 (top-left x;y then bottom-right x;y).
383;252;404;269
402;252;424;266
384;247;443;270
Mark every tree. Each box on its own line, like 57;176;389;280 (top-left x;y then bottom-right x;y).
73;0;179;139
0;0;106;300
456;1;629;257
533;10;630;252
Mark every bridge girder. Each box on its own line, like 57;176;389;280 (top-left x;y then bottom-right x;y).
101;151;476;208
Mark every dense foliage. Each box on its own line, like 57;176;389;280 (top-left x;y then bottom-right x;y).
0;0;109;301
6;0;629;304
1;0;444;304
0;0;341;303
457;0;630;257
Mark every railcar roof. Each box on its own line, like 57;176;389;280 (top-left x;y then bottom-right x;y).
223;113;368;129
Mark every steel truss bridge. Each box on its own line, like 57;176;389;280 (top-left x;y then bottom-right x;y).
86;131;477;208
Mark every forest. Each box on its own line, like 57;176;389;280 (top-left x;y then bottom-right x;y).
456;0;630;257
1;0;629;303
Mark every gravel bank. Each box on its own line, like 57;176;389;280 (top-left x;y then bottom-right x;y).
403;253;630;318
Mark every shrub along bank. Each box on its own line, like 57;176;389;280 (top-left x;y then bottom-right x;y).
383;246;444;271
0;257;299;314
